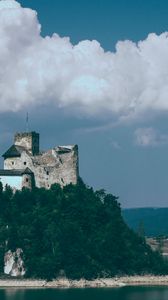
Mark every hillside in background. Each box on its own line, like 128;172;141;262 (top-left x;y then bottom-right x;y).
122;208;168;237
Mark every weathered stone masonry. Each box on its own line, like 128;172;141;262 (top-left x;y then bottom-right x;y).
0;131;79;190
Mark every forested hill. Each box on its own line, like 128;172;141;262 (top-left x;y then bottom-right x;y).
122;208;168;237
0;181;167;279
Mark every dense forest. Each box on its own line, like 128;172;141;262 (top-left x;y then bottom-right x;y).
0;180;167;280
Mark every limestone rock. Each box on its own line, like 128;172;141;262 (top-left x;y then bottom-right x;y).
4;249;25;277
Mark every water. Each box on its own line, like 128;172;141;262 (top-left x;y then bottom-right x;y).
1;287;168;300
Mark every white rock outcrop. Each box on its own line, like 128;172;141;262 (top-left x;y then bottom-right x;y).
4;248;25;277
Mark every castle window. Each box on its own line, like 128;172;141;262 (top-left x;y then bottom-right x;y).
24;162;27;165
26;178;29;182
46;171;49;175
12;161;14;165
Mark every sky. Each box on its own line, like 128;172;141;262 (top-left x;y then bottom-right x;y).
1;0;168;208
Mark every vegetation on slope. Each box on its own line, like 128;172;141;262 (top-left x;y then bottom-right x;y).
0;180;166;279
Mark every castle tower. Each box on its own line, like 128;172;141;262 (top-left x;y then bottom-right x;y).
14;132;39;156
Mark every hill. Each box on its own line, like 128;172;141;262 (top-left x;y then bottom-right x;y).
122;208;168;237
0;181;166;279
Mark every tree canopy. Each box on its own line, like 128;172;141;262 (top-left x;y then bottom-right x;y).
0;180;166;279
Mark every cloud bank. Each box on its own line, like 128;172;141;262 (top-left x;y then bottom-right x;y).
1;0;168;121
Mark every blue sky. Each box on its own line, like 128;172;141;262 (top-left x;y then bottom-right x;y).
20;0;168;50
1;0;168;207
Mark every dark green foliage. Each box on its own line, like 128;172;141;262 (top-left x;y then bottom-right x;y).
0;181;167;279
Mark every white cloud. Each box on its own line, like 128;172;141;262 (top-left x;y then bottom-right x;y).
1;0;168;121
134;127;168;147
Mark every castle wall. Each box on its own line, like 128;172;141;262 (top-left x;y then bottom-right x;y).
33;146;79;188
4;152;33;170
4;145;79;189
14;134;32;153
14;132;39;155
22;174;34;189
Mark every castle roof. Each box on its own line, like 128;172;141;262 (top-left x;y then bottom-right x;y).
0;168;33;176
2;145;25;158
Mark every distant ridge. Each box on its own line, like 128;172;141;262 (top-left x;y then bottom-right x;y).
122;207;168;237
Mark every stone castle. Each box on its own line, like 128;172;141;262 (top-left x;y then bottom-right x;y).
0;131;79;190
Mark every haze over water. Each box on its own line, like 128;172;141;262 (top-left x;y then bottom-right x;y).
1;287;168;300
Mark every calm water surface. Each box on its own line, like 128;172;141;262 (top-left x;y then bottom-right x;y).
1;286;168;300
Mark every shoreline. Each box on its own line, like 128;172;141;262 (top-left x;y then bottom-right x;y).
1;276;168;288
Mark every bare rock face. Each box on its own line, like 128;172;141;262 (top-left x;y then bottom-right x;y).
4;249;25;277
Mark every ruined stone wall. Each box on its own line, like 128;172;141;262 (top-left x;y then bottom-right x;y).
33;145;79;188
31;145;79;188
